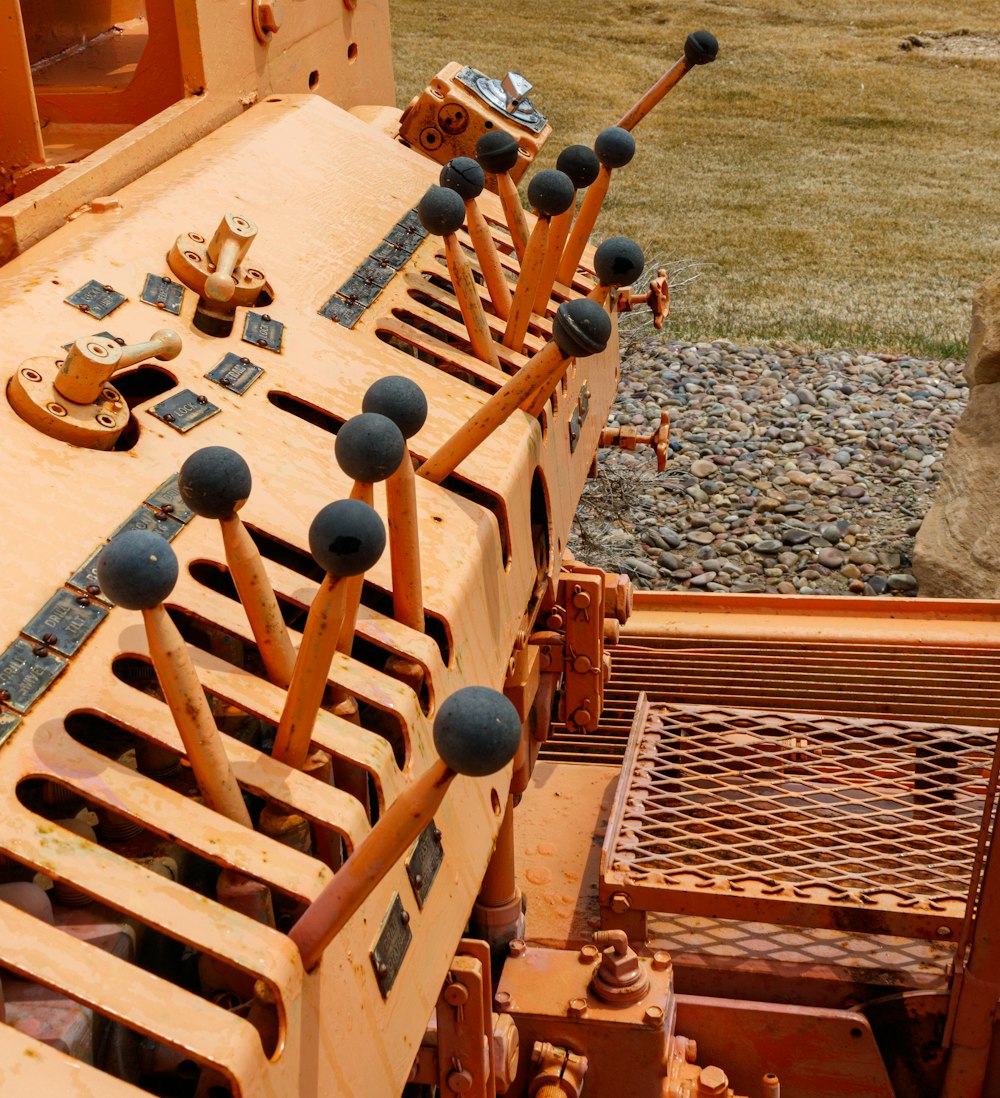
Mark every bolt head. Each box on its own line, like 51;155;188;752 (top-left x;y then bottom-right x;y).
567;997;588;1018
508;938;526;957
609;891;632;914
698;1065;729;1096
644;1005;665;1027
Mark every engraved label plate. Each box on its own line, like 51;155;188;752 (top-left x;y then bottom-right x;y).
206;352;264;395
141;273;185;315
145;474;193;523
150;389;221;433
398;208;429;240
24;590;108;657
339;274;382;308
242;312;284;353
0;639;68;713
0;710;21;749
67;546;105;598
405;821;443;909
65;280;127;320
370;240;409;271
370;892;412;998
319;295;366;328
356;257;397;289
111;504;184;542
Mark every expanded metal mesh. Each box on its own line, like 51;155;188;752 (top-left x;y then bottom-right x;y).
603;700;996;937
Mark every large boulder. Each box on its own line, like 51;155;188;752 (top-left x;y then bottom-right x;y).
914;270;1000;596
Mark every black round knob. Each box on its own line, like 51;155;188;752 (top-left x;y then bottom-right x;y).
417;185;467;237
439;157;485;201
335;413;406;483
556;144;601;190
593;237;645;288
97;530;178;610
552;298;612;358
362;376;428;440
308;499;386;577
475;130;520;174
178;446;252;520
594;127;636;170
685;29;719;66
433;686;521;777
526;169;576;217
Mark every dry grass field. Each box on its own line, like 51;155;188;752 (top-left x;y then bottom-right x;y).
390;2;1000;358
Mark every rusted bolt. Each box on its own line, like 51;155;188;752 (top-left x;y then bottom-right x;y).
42;633;58;646
937;926;952;938
494;990;512;1010
261;313;272;322
0;689;11;702
446;1068;473;1093
643;1005;664;1027
609;891;632;914
443;982;468;1006
46;402;67;417
567;997;588;1018
20;368;42;383
163;413;176;423
698;1065;729;1096
196;394;208;405
578;944;600;964
508;938;526;958
96;413;117;428
652;950;671;971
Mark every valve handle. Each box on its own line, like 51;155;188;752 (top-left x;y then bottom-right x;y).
55;329;182;405
205;213;258;303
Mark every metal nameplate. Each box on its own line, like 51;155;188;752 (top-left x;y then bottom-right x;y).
569;405;582;453
339;274;383;308
64;280;127;320
405;821;443;910
206;352;264;396
23;590;108;658
150;389;221;433
398;208;428;240
319;295;366;328
140;273;185;315
370;892;412;998
112;504;185;542
370;240;410;271
243;311;284;353
67;546;105;598
145;474;193;524
0;710;21;749
355;257;397;289
0;639;68;713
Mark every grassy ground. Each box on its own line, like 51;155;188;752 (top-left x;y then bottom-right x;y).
390;2;1000;358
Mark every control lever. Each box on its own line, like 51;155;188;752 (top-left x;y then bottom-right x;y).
418;186;502;371
587;237;646;308
9;327;182;450
362;377;429;633
289;686;521;970
556;127;636;288
333;413;406;658
270;499;386;771
502;169;576;354
534;145;601;312
97;531;252;827
475;131;529;261
440;157;512;320
178;446;296;688
56;330;182;405
616;30;719;132
417;298;611;484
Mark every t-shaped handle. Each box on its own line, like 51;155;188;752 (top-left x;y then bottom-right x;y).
55;329;181;405
205;213;257;302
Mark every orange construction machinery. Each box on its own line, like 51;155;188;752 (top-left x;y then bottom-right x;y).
0;3;998;1096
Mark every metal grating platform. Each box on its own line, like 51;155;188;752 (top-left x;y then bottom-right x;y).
601;695;995;940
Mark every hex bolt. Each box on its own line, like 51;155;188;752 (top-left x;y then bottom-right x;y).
609;891;632;913
567;997;588;1018
698;1065;730;1096
643;1005;664;1027
494;990;512;1010
579;944;600;964
652;950;671;971
508;938;527;957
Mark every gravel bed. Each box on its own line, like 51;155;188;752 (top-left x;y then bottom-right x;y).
570;336;968;596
